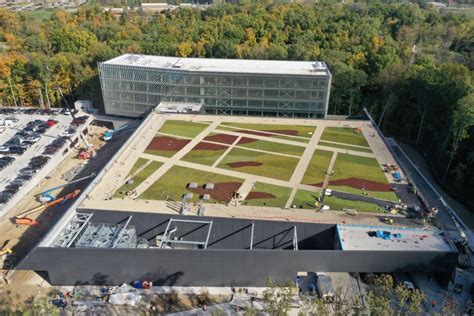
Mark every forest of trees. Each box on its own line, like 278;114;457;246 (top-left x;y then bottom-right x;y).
0;3;472;209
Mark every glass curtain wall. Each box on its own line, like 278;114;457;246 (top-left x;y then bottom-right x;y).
99;64;330;118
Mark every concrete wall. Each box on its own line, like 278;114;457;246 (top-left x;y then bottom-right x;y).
20;246;457;286
19;210;458;286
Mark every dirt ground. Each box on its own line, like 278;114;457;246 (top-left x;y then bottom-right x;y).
0;124;118;307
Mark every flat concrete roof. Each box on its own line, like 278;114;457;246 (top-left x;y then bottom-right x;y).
102;54;329;76
337;224;454;252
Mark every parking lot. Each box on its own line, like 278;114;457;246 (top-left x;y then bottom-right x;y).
0;108;92;216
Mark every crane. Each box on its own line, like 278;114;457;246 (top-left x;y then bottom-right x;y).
103;124;131;141
14;189;81;225
37;173;96;203
56;86;95;157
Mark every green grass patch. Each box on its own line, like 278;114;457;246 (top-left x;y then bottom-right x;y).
218;147;299;181
114;161;163;198
332;154;387;183
159;120;209;138
144;149;177;158
237;139;305;156
318;140;372;153
301;150;334;185
181;146;228;166
222;122;316;138
324;196;384;213
291;189;320;209
140;166;243;203
329;185;399;202
216;126;310;143
321;127;369;147
127;158;149;176
242;182;292;208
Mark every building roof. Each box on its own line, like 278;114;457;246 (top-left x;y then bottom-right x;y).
337;224;455;252
102;54;330;76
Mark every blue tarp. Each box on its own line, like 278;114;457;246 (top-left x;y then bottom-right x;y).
375;230;403;240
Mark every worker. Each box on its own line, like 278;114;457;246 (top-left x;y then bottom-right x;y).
431;300;437;309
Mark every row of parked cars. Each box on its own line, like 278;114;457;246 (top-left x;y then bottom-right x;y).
0;156;51;204
0;119;58;155
0;117;64;205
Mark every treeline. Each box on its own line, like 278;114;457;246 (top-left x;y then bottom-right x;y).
0;3;472;208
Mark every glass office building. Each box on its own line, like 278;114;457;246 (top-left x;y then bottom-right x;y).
99;54;332;118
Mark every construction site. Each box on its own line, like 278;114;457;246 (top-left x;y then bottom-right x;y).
12;112;459;288
0;107;138;307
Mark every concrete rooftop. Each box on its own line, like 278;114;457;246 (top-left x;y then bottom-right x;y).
102;54;329;76
337;224;455;252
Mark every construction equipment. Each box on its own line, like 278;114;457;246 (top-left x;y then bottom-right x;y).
78;149;92;160
103;124;130;141
14;189;81;225
37;173;95;203
384;217;394;224
56;86;95;157
0;248;12;256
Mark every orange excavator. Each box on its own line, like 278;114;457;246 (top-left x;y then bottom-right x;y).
13;190;81;226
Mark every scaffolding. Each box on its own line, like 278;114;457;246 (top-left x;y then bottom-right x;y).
159;218;213;250
52;213;94;248
52;213;148;249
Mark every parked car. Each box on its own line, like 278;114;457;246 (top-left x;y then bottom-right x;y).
51;109;60;116
46;119;58;126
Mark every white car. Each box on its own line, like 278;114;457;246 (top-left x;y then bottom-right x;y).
26;135;40;143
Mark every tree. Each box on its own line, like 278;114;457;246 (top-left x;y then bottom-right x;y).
366;274;394;316
262;277;296;316
298;297;330;316
443;93;474;182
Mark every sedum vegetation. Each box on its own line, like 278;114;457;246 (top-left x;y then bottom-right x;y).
0;2;472;208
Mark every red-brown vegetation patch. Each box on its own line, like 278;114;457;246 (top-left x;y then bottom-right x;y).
147;136;190;151
189;182;242;202
226;161;263;168
238;137;259;145
235;129;300;137
246;192;276;200
193;142;228;151
311;177;392;191
204;133;238;145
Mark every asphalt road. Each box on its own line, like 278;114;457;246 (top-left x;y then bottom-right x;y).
391;145;458;233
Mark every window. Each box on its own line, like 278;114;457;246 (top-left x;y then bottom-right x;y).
248;89;263;98
264;90;279;98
